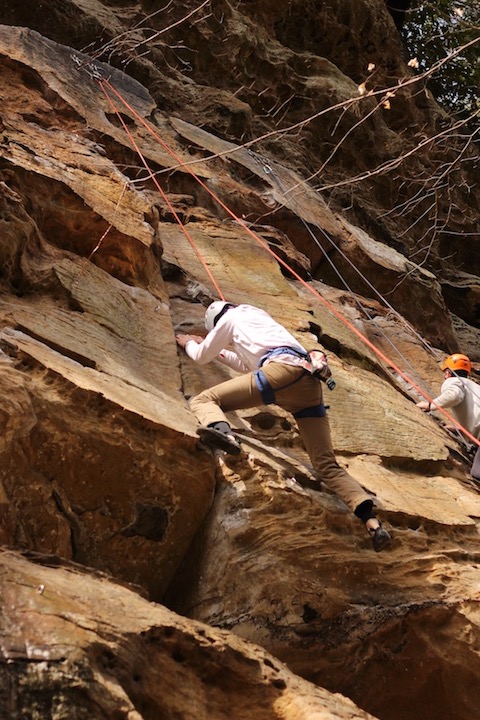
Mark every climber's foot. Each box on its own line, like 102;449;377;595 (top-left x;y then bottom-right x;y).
369;524;392;552
197;426;242;455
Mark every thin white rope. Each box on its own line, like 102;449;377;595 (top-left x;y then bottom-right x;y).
253;154;480;446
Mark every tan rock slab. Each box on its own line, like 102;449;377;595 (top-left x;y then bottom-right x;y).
0;549;378;720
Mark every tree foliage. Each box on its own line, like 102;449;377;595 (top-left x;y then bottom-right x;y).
404;0;479;122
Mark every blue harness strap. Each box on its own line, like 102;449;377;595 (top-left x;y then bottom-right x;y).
254;370;327;418
259;346;308;366
293;404;327;419
254;369;276;404
255;347;315;406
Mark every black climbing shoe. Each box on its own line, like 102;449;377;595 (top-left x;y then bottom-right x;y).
197;426;242;455
369;525;392;552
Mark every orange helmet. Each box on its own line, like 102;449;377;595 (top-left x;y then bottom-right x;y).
441;353;471;373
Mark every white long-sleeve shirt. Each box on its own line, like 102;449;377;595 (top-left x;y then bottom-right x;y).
185;304;307;373
433;376;480;439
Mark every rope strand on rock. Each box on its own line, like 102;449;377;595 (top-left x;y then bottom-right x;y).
99;82;225;301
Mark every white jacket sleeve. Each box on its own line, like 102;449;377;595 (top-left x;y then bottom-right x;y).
184;317;235;365
433;378;465;408
217;350;250;373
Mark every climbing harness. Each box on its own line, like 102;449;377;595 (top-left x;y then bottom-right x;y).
258;345;308;367
253;369;276;405
253;364;327;419
259;346;336;389
254;345;333;412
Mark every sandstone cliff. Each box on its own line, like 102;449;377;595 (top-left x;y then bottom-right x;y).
0;2;479;719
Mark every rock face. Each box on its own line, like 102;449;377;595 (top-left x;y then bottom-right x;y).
0;549;378;720
0;2;479;719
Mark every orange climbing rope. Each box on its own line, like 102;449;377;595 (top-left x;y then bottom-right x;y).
97;76;480;449
98;82;224;300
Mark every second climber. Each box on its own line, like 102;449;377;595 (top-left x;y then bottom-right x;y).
417;353;480;480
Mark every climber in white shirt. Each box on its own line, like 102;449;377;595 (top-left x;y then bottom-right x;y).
176;301;392;551
417;353;480;480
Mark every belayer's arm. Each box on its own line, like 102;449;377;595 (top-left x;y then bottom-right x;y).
433;378;465;409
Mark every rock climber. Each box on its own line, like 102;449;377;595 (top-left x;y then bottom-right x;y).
416;353;480;480
176;301;392;551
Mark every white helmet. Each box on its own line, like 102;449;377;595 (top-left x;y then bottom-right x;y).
205;301;233;331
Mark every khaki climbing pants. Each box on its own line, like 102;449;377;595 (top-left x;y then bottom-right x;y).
190;362;371;513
